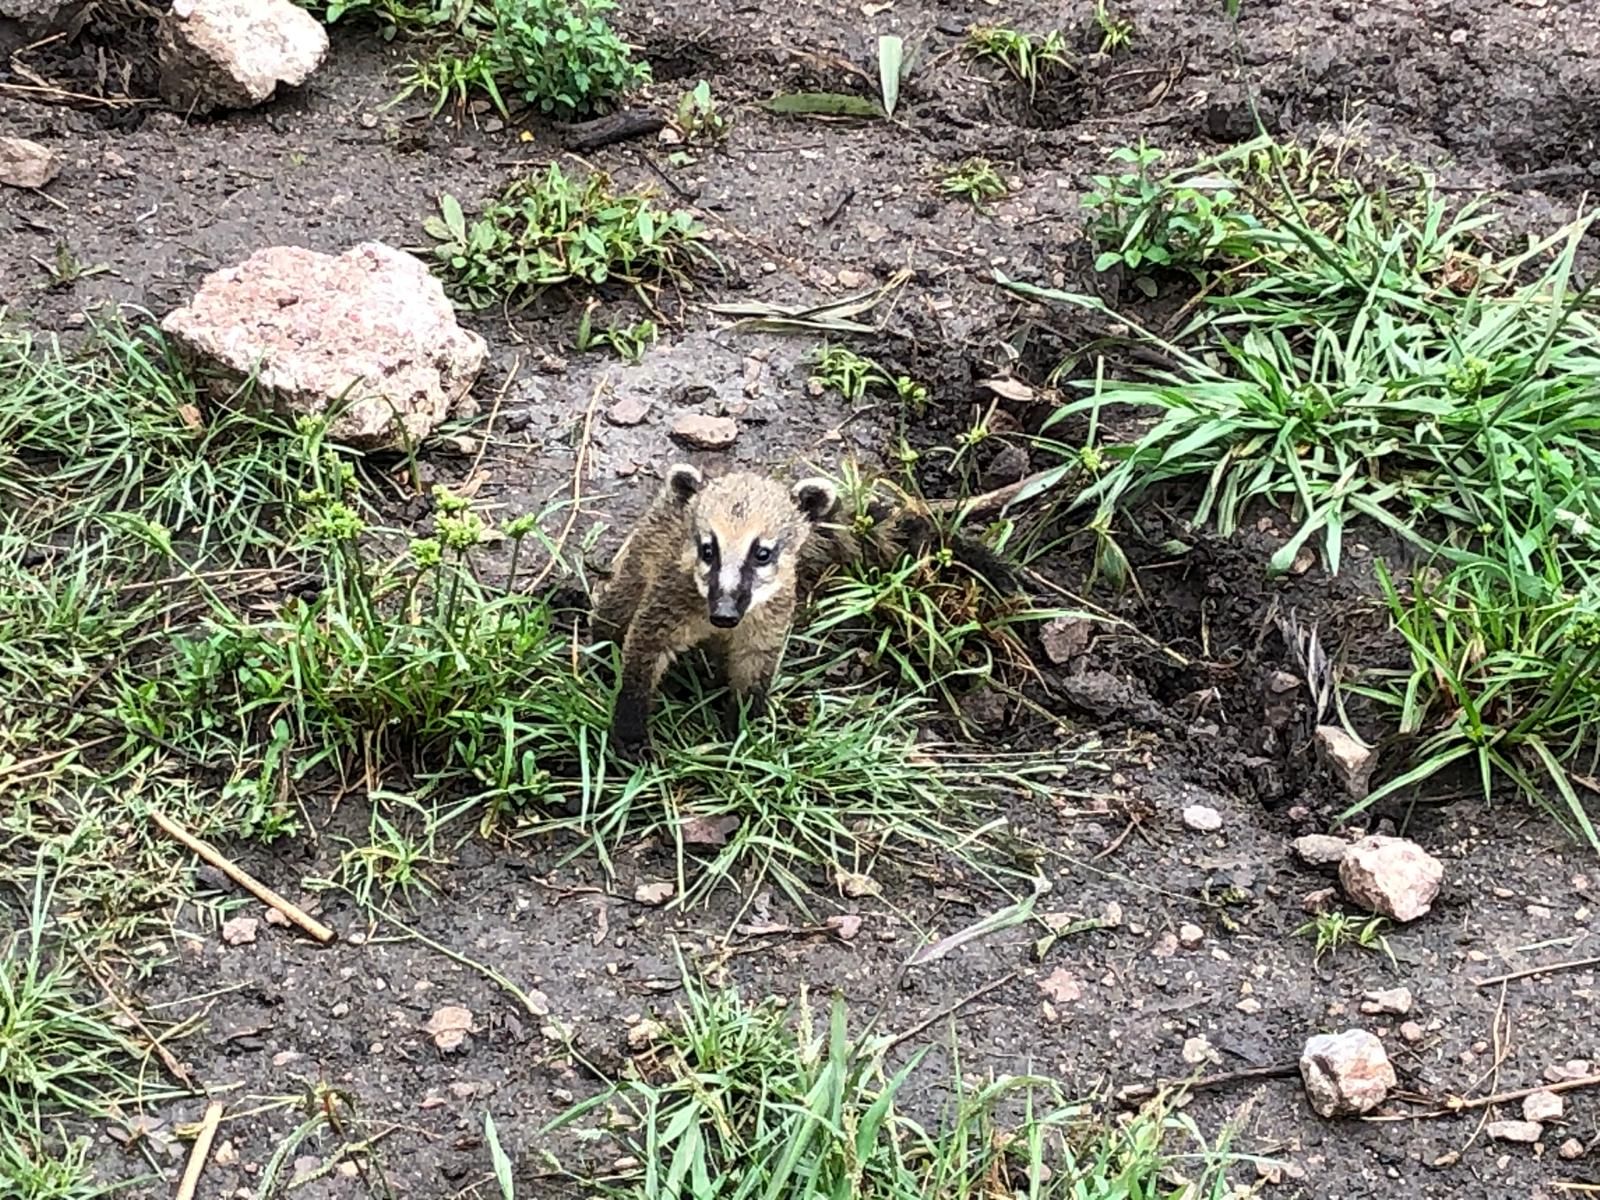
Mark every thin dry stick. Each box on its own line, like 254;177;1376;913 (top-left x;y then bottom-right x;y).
468;355;521;482
524;375;604;593
149;809;335;943
73;947;192;1088
1434;981;1509;1167
927;466;1062;523
1439;1071;1600;1115
1473;954;1600;987
1114;1062;1300;1107
880;970;1019;1053
175;1100;224;1200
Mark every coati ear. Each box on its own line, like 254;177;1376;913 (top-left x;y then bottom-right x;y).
665;464;704;505
791;477;839;523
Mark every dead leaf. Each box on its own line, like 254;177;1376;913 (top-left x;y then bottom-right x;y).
177;403;204;431
827;914;863;941
681;814;740;847
835;871;882;899
977;377;1036;404
422;1005;476;1052
1037;968;1083;1004
634;881;675;906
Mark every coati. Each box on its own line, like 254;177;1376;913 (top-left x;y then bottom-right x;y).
590;463;1021;757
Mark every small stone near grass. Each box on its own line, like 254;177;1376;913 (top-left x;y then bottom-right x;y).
1360;986;1413;1016
1523;1090;1564;1123
1314;725;1375;799
1560;1138;1586;1160
605;394;652;426
633;881;674;906
1339;835;1444;922
1038;968;1083;1004
1486;1119;1543;1144
826;914;862;942
835;870;881;899
0;136;60;189
1038;614;1092;664
161;241;487;450
1294;834;1353;868
158;0;327;114
1182;1035;1218;1066
1179;923;1205;949
1302;887;1338;914
1399;1021;1425;1044
1182;804;1224;833
1299;1029;1396;1118
670;412;737;449
421;1005;476;1052
221;916;258;946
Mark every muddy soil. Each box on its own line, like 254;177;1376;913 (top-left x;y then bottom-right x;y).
5;0;1600;1196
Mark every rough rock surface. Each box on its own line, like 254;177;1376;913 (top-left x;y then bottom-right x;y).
1300;1029;1396;1118
1314;724;1375;798
0;0;85;51
671;413;738;450
0;136;60;189
1339;835;1445;923
158;0;328;115
161;242;487;450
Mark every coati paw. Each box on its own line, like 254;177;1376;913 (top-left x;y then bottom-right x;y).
611;703;652;761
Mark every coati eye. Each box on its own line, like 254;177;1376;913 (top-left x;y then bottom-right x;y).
699;540;716;564
752;545;773;565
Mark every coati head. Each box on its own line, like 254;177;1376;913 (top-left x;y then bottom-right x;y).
664;464;838;628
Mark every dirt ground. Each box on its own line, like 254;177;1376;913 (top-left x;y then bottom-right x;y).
5;0;1600;1195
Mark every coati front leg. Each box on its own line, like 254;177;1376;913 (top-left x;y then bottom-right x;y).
720;621;787;739
612;605;679;759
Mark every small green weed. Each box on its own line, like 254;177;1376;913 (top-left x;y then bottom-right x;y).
31;244;107;289
674;80;731;145
1093;0;1135;53
1082;141;1263;289
575;303;659;361
938;156;1008;207
483;0;649;118
1295;910;1393;965
426;164;706;308
966;25;1070;98
550;970;1242;1199
809;346;926;410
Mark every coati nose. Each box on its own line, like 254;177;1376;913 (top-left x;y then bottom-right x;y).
709;598;742;628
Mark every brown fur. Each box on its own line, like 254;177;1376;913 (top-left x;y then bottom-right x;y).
592;464;837;756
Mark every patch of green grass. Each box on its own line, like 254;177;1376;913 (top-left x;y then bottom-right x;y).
396;0;648;118
296;0;465;40
938;156;1008;208
551;969;1244;1200
426;164;707;309
575;303;659;361
809;346;927;410
1082;141;1265;292
999;136;1600;849
1295;910;1393;965
966;25;1070;98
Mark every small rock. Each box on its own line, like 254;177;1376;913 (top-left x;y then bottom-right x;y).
1523;1091;1564;1123
679;814;739;847
1182;804;1224;833
1314;725;1375;799
670;412;738;450
1266;670;1301;694
836;268;870;288
421;1005;476;1052
984;443;1030;487
1182;1036;1217;1065
1299;1029;1396;1118
1559;1138;1585;1160
826;914;862;941
835;870;881;899
626;1018;665;1050
213;1139;239;1166
1038;614;1092;664
158;0;327;114
0;136;61;189
1360;987;1413;1016
1399;1021;1425;1044
634;881;674;906
605;394;652;426
161;242;486;451
1150;932;1179;959
272;1050;301;1066
1294;834;1353;867
1038;968;1083;1004
1236;997;1262;1014
1302;887;1338;914
330;1001;349;1018
1339;835;1444;922
1486;1119;1543;1144
221;916;258;946
1179;923;1205;949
